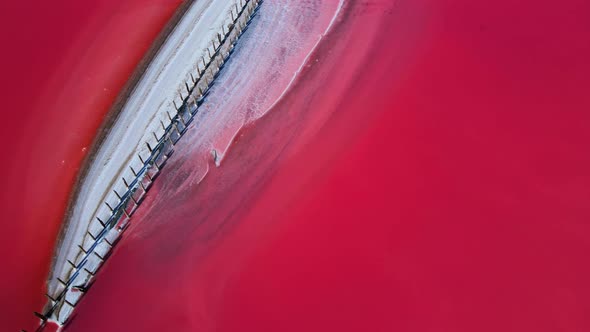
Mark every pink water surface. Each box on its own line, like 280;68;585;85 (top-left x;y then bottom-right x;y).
1;0;589;330
65;0;590;331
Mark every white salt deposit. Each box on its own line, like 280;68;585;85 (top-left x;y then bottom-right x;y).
47;0;238;323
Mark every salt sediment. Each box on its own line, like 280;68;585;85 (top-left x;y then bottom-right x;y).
45;0;343;325
143;0;345;195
